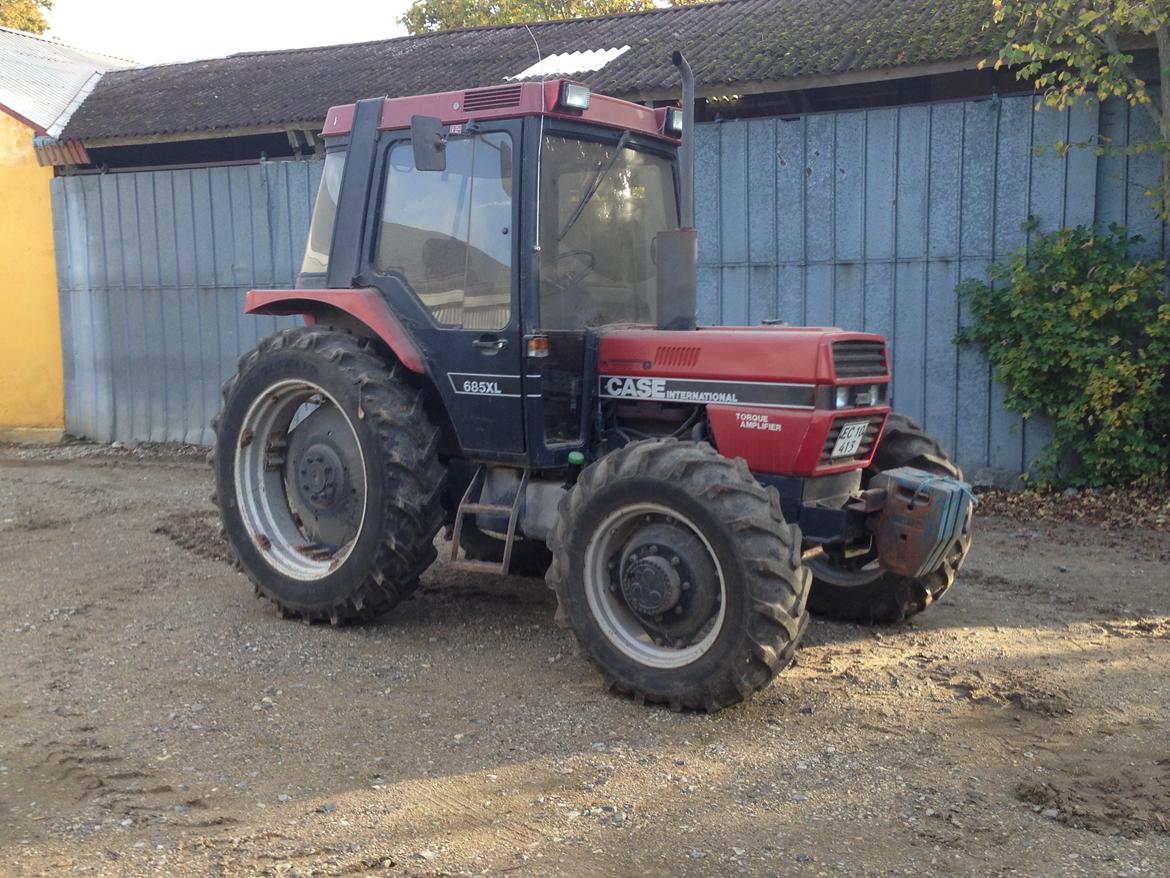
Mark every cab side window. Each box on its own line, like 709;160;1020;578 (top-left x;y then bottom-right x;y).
375;133;514;330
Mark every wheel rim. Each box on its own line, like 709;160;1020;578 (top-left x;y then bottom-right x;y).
807;544;885;587
583;503;726;669
233;379;368;581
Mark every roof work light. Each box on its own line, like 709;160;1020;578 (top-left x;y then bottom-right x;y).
558;82;592;110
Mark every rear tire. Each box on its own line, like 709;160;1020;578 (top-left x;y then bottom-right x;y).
212;327;445;624
547;439;809;711
806;413;972;624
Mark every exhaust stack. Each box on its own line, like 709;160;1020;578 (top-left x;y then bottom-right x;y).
671;50;695;229
654;51;698;332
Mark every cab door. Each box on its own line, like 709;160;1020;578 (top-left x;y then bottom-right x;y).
365;122;526;459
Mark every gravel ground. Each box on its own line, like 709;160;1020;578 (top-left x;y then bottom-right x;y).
1;444;1168;877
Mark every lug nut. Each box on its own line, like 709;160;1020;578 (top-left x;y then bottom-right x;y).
681;581;691;591
670;556;680;566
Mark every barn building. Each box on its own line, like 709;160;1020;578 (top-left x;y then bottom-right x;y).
26;0;1169;479
0;26;123;441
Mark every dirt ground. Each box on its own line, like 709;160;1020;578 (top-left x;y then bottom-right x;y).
1;444;1168;878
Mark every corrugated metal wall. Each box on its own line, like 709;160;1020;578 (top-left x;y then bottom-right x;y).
695;92;1166;476
52;161;316;444
52;92;1166;472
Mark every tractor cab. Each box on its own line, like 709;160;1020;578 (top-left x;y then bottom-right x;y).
274;80;689;469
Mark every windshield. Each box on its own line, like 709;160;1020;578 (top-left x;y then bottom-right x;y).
538;135;678;329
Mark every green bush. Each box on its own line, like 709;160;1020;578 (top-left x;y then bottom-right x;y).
956;225;1170;487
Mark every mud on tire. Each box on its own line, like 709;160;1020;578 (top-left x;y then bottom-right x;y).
806;413;972;624
211;327;445;624
546;439;809;711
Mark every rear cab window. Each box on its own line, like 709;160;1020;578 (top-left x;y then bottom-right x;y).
300;151;346;277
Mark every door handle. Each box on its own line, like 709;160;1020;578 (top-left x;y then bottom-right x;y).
472;336;508;354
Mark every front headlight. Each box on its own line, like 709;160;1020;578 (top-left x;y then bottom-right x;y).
835;386;851;409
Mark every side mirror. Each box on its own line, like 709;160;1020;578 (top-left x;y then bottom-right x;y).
411;115;446;172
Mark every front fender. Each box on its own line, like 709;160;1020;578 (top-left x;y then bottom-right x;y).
245;288;424;373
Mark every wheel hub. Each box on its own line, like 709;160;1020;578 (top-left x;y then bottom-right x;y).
617;521;720;639
297;443;346;511
284;403;364;551
621;553;681;616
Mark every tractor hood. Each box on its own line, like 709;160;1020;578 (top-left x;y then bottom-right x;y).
596;325;889;388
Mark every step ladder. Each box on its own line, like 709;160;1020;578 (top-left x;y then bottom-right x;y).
449;466;529;575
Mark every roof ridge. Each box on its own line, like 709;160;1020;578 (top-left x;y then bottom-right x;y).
115;0;757;72
0;24;134;66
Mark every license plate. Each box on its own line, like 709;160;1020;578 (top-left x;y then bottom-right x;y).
831;420;870;458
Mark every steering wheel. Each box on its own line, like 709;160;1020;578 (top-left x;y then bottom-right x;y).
556;249;595;286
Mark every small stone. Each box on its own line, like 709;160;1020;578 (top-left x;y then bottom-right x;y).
417;849;436;861
277;793;291;802
688;849;707;860
314;802;337;814
1042;808;1060;819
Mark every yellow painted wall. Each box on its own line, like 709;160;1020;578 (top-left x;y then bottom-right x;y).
0;111;64;439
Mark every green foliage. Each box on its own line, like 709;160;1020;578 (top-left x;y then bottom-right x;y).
957;225;1170;487
985;1;1170;218
399;0;712;35
0;0;52;34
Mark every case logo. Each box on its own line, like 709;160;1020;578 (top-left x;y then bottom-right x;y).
603;376;667;399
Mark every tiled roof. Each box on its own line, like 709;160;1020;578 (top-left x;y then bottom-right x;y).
0;25;127;134
62;0;996;142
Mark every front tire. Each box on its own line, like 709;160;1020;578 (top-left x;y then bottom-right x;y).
212;328;445;624
806;413;972;623
547;440;809;711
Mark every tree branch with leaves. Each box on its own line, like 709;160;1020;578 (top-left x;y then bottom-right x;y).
986;1;1169;218
0;0;52;34
399;0;714;36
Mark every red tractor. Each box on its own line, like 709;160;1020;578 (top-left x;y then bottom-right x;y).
213;55;973;711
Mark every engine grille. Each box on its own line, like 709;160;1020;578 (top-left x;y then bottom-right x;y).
818;414;884;467
654;345;701;368
832;340;887;378
462;84;524;112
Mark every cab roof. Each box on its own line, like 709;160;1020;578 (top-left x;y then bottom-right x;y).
321;79;679;143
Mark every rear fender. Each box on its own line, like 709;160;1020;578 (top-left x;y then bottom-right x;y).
245;288;425;373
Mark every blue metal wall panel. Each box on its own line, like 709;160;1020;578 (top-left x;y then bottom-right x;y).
52;161;315;445
51;92;1167;474
696;93;1167;476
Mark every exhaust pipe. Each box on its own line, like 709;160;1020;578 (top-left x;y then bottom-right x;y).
671;50;695;229
654;51;699;332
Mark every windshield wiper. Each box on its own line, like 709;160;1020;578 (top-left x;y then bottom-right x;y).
558;131;631;242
